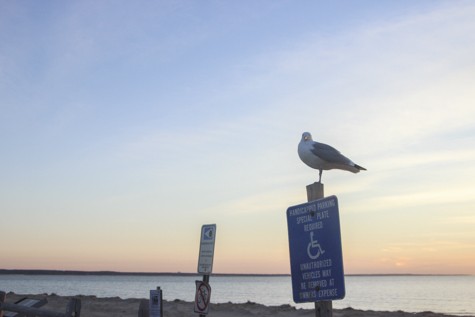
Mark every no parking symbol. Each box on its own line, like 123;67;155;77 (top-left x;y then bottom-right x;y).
194;280;212;314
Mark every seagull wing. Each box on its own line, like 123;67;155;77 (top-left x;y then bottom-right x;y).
310;142;352;165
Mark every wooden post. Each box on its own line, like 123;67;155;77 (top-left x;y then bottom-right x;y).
138;299;148;317
0;291;5;317
65;298;81;317
306;182;333;317
306;182;324;202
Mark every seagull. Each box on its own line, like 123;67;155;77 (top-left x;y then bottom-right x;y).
298;132;366;183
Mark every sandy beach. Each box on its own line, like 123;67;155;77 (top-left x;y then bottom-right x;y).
2;292;461;317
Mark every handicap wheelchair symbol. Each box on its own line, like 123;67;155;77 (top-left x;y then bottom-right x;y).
307;231;325;260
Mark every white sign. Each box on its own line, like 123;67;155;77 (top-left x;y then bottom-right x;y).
149;288;162;317
194;280;212;315
197;224;217;274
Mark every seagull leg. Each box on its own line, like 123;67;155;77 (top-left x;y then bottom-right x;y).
318;169;322;183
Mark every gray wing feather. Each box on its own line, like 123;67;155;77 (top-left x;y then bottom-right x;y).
311;142;352;164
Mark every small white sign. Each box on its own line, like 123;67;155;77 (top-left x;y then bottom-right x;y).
197;224;217;274
149;288;162;317
194;280;212;315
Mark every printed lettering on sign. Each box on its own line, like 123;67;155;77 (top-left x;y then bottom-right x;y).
286;196;345;303
197;224;217;274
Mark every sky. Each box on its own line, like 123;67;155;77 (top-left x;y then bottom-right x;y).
1;1;474;275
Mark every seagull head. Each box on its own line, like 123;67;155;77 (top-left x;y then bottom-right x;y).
301;132;313;142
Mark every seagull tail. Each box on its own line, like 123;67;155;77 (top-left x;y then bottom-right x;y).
354;164;367;171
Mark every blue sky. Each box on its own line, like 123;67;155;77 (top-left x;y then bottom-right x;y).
1;1;474;274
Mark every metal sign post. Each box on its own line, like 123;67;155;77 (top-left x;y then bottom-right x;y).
195;224;217;316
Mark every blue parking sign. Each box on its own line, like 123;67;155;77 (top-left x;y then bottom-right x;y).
286;195;345;303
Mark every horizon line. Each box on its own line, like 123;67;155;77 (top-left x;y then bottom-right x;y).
0;269;472;277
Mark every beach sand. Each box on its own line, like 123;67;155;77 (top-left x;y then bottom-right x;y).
2;292;459;317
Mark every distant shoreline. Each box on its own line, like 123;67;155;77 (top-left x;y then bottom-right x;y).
0;269;470;277
0;269;287;277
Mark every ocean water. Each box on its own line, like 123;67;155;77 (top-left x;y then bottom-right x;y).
0;274;474;316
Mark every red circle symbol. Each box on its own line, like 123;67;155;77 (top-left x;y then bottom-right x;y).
194;281;211;313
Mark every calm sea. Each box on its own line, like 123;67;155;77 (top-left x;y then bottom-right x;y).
0;274;474;316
